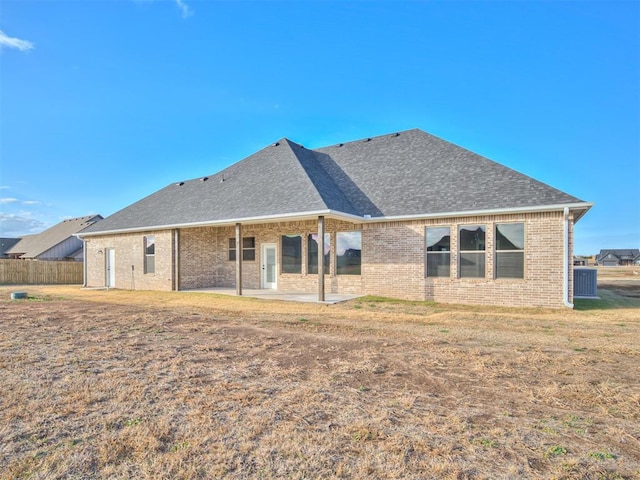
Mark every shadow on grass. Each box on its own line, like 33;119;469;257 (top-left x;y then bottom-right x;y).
574;288;640;311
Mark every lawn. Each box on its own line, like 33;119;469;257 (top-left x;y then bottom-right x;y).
0;282;638;479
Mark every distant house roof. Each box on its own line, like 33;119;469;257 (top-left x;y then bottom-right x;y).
7;215;103;259
81;129;591;236
597;249;640;263
0;238;21;257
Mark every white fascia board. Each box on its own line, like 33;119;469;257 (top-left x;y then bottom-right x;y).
76;202;593;238
366;202;594;224
76;210;364;238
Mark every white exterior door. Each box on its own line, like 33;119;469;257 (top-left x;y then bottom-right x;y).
106;248;115;288
261;243;277;289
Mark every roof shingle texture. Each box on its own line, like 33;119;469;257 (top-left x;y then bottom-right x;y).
84;129;585;234
7;215;102;258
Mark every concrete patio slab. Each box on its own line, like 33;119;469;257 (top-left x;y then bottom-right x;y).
181;288;362;304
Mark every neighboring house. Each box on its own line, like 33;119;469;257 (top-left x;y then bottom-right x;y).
0;238;22;258
78;129;592;308
596;249;640;267
7;215;103;261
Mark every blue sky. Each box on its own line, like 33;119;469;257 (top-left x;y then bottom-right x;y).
1;0;638;255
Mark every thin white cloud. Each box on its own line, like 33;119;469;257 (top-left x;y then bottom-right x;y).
0;186;10;190
22;200;41;205
0;213;46;237
0;30;34;51
0;198;19;204
175;0;193;18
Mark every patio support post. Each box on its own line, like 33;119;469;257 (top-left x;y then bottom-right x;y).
235;222;242;296
318;215;325;302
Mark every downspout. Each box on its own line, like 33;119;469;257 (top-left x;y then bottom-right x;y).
563;207;574;308
82;239;87;287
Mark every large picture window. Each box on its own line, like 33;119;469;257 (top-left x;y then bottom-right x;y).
228;237;255;261
459;225;485;278
144;235;155;274
336;231;362;275
425;227;450;277
495;223;525;278
308;233;330;274
281;234;302;273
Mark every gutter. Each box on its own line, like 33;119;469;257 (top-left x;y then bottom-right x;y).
75;202;593;238
563;207;574;308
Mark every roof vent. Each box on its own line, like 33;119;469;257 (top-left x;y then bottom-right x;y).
201;177;209;182
220;174;225;183
337;143;344;147
394;132;400;137
364;138;371;142
177;181;185;186
273;142;280;147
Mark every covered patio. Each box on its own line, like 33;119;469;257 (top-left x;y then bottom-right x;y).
182;287;362;304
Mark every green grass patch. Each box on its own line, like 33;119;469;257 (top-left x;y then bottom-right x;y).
589;451;617;460
574;289;640;311
545;445;567;458
356;295;437;306
26;295;64;302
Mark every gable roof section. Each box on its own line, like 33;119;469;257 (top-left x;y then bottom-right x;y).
7;215;103;258
81;129;591;236
83;140;354;235
0;238;21;257
315;129;584;217
597;249;640;262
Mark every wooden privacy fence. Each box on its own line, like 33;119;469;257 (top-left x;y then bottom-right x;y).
0;259;83;285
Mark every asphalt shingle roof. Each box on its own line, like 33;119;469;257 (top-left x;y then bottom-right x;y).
7;215;103;258
83;129;588;235
597;249;640;262
0;238;21;257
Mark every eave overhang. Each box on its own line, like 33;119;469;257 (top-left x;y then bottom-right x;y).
76;201;593;238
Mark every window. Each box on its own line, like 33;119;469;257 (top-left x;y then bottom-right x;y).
336;231;362;275
459;225;485;278
228;237;255;261
144;236;155;274
308;233;330;274
281;234;302;273
425;227;450;277
495;223;525;278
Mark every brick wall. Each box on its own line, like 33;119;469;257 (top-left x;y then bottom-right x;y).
177;219;363;293
362;211;572;308
83;211;574;308
84;230;174;291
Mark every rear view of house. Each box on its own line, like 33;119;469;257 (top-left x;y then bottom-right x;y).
79;129;591;308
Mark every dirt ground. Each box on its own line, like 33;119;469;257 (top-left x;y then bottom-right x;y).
0;274;639;479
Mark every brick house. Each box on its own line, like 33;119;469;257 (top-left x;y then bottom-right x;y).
78;129;591;308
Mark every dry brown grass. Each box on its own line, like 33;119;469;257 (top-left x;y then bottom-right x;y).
1;283;639;479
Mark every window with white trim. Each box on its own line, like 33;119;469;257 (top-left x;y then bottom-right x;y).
308;233;330;274
281;234;302;273
144;236;155;274
425;227;450;277
336;231;361;275
458;225;485;278
495;223;525;278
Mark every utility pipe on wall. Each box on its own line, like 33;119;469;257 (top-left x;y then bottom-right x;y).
82;240;87;287
563;207;574;308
